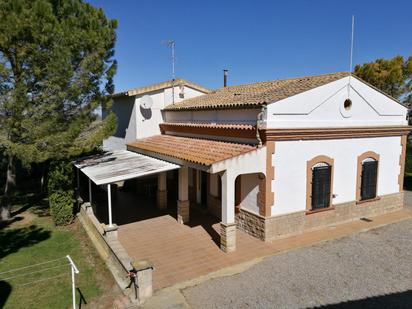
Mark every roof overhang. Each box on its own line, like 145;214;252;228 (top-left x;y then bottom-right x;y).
73;150;180;185
127;135;258;172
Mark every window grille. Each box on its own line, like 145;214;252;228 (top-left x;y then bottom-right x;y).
311;165;332;210
361;160;378;200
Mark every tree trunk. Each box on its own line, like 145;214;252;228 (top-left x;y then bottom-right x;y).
40;161;49;193
1;155;16;221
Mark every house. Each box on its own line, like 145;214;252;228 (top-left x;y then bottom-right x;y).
126;72;411;252
102;78;211;150
79;72;410;255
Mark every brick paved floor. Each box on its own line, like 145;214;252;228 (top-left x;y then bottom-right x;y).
91;187;412;292
118;208;273;291
118;206;412;291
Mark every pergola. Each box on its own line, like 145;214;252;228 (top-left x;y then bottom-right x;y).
74;150;180;227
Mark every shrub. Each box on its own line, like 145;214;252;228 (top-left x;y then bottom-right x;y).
48;161;74;225
49;190;74;225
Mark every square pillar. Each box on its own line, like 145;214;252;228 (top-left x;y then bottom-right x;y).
220;171;236;252
177;167;189;224
157;172;167;210
88;178;93;205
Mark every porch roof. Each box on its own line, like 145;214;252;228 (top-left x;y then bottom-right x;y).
127;135;257;167
73;150;180;185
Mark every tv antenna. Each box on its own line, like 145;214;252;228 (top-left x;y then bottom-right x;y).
162;40;176;104
348;15;355;98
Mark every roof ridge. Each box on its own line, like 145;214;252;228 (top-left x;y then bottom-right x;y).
220;71;350;90
112;77;211;97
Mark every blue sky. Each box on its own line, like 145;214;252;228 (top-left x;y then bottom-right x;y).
88;0;412;92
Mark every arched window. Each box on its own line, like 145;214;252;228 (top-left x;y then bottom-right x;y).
357;152;379;202
307;156;334;212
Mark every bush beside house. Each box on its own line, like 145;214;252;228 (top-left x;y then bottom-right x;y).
48;161;74;225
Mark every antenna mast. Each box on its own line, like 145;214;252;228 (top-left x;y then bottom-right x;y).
348;15;355;98
162;40;176;104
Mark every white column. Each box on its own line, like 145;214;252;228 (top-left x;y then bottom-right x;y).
221;171;235;224
76;169;80;197
88;178;92;205
220;170;236;253
178;167;188;201
177;167;189;223
107;184;113;227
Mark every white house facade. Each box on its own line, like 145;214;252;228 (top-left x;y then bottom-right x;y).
102;78;211;150
81;72;410;255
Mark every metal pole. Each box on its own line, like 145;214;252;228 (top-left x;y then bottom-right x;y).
348;15;355;98
88;179;92;205
66;255;79;309
107;184;112;227
76;169;80;197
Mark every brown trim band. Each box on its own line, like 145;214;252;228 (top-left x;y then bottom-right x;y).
160;123;257;139
398;135;407;191
356;151;380;202
262;126;412;141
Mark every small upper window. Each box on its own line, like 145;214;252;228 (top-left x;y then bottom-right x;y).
344;99;352;110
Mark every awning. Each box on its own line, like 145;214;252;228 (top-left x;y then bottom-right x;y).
74;150;180;185
127;135;256;167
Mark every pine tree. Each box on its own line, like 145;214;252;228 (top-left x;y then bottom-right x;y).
0;0;118;220
354;55;412;104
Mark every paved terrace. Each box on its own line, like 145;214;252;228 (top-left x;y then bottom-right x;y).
90;186;412;292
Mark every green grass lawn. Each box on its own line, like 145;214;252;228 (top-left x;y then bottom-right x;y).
0;194;115;309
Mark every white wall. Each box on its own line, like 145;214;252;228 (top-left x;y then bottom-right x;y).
239;173;260;214
271;136;402;216
164;108;260;124
103;85;207;149
266;77;408;128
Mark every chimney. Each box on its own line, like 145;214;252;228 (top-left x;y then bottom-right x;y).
223;69;228;87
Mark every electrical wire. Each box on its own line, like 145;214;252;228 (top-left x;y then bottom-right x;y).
0;256;67;275
0;263;70;281
15;273;69;288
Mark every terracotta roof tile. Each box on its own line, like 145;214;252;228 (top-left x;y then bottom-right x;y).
164;72;349;111
112;78;211;98
127;135;256;166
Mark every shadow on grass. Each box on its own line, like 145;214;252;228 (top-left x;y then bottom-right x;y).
11;193;49;217
309;290;412;309
0;224;51;259
0;281;12;308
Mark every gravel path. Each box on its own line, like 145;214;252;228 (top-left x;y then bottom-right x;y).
182;219;412;309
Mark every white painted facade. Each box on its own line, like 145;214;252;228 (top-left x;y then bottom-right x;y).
103;84;207;150
265;76;407;128
272;136;402;216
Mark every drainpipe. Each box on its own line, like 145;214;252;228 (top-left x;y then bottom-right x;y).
256;105;266;148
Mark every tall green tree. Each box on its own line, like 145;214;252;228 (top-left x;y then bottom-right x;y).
354;55;412;104
0;0;117;220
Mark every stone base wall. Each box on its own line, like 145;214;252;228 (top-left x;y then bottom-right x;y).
207;194;221;219
177;200;190;224
235;192;404;242
236;208;265;240
78;206;130;287
220;223;236;253
78;205;153;304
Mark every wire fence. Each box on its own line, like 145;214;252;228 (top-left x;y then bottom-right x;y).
0;256;72;288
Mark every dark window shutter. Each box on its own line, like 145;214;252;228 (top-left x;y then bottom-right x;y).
311;165;331;210
361;161;378;200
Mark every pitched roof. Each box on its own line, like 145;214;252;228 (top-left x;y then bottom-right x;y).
163;72;350;111
127;135;256;166
112;78;211;98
